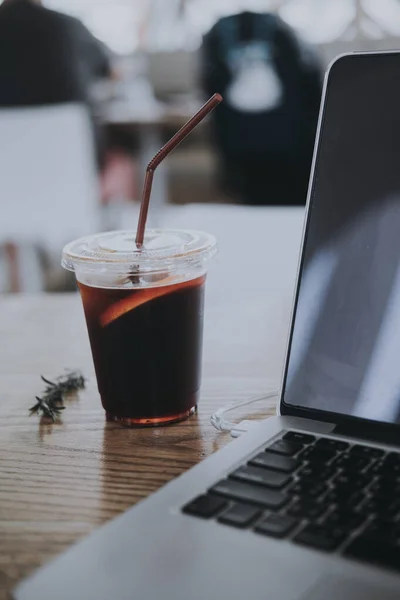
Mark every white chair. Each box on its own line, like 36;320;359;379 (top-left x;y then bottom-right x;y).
0;103;101;291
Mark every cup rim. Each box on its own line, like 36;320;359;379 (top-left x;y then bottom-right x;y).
62;228;217;273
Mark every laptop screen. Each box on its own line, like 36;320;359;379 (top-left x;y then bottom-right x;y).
282;53;400;425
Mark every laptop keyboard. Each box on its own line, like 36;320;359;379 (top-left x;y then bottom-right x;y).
182;431;400;573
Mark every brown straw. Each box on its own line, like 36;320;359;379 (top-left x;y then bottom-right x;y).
135;93;223;247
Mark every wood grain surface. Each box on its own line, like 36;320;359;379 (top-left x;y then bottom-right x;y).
0;208;302;598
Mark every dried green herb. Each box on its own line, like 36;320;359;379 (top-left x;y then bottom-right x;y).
42;371;86;394
30;370;86;422
29;396;65;422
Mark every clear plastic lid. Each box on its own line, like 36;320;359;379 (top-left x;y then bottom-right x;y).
62;229;217;287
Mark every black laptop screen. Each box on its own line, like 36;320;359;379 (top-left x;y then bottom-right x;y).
283;54;400;424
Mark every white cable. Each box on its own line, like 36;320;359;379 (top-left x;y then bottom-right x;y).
210;390;279;434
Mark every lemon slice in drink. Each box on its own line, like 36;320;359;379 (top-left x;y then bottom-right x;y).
100;276;204;327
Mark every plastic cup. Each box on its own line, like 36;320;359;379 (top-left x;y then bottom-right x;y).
62;229;217;426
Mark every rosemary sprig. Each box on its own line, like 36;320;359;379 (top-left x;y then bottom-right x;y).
42;371;86;394
30;370;86;422
29;397;65;422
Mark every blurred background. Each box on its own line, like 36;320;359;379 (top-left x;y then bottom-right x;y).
0;0;398;292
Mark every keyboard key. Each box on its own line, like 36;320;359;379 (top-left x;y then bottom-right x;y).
372;476;400;493
325;489;363;509
315;438;349;452
288;481;328;499
372;460;400;476
298;464;336;482
383;452;400;466
360;495;394;515
334;454;372;472
250;452;300;473
218;503;261;528
344;535;400;572
255;513;299;538
388;500;400;518
267;439;303;456
182;494;227;518
363;519;400;543
323;509;365;530
211;479;289;509
378;499;400;520
230;466;292;489
350;445;385;459
294;524;346;551
299;446;337;463
287;500;326;520
332;473;369;489
283;431;315;444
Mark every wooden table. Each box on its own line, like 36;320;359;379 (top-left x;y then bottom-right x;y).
0;206;304;599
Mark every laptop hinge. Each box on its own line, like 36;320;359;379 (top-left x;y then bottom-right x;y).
333;420;400;448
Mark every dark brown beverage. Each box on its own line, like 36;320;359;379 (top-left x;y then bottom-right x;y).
78;275;206;426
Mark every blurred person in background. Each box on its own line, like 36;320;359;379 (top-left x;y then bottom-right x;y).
0;0;138;202
0;0;112;163
0;0;111;108
202;11;322;206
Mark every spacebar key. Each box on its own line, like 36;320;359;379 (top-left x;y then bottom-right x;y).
211;479;288;509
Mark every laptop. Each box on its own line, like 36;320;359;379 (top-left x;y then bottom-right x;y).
15;52;400;600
